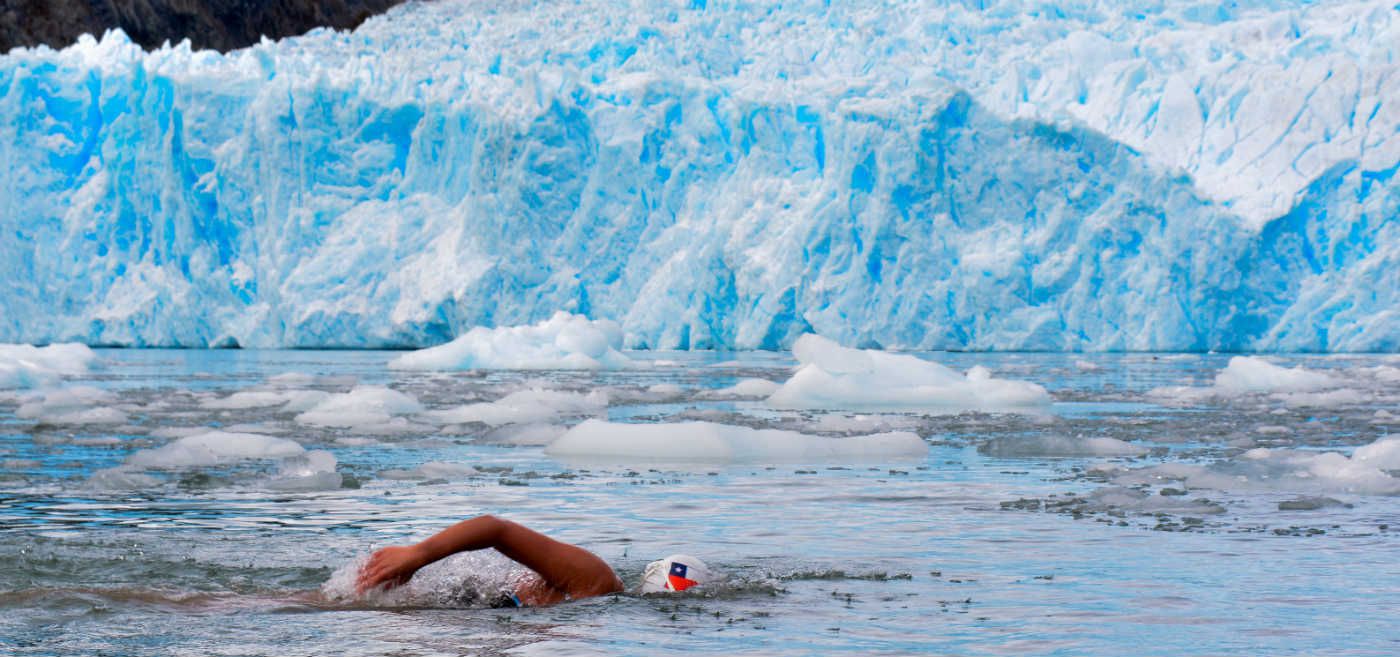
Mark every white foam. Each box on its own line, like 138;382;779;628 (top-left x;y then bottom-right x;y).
767;334;1050;413
295;386;423;427
422;389;607;427
0;343;97;389
322;551;531;608
389;312;632;371
979;435;1148;458
545;419;927;463
126;431;306;468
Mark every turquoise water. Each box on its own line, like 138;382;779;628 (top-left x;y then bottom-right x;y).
1;350;1396;656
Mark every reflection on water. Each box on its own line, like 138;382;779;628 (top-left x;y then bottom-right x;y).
0;349;1397;656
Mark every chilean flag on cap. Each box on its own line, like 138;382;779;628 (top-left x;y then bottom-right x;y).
668;562;699;591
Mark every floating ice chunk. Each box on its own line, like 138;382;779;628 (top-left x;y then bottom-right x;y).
698;378;781;400
1361;366;1400;384
15;386;128;425
345;417;437;436
803;414;920;435
979;435;1148;458
202;389;333;412
126;431;306;468
423;389;607;427
149;426;210;440
1074;360;1102;372
646;383;685;396
1214;356;1337;393
266;450;342;490
389;313;631;371
267;372;317;386
281;390;333;413
277;450;337;476
1078;487;1226;515
544;419;927;463
1352;436;1400;471
1277;496;1352;511
1277;389;1369;408
1113;435;1400;496
201;391;292;410
1150;357;1349;404
0;344;97;389
480;423;567;445
295;386;423;427
86;466;161;490
379;460;478;481
767;335;1050;413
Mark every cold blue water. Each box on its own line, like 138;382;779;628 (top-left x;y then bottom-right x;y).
1;350;1397;656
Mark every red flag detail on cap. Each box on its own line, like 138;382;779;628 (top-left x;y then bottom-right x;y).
668;562;699;591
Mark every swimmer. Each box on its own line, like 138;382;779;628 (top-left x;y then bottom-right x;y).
354;514;709;606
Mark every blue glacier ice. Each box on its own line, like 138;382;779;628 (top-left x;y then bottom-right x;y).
0;0;1396;351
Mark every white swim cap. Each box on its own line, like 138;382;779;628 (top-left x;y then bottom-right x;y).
641;554;711;593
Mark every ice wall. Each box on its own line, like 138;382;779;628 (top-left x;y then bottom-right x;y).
1;0;1395;351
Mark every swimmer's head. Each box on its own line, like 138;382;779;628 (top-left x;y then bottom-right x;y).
640;554;710;593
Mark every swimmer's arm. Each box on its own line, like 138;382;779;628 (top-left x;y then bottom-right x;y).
355;515;623;598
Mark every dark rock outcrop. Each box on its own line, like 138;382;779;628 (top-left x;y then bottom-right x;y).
0;0;408;54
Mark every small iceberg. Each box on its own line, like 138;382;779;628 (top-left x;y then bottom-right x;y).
0;343;97;389
767;335;1050;413
389;312;632;371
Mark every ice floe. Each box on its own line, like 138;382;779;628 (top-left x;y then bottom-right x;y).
1213;356;1338;394
979;435;1148;458
422;389;607;427
544;419;927;463
15;386;128;425
295;386;423;427
389;313;631;371
767;335;1050;413
698;378;782;400
125;431;307;468
1106;435;1400;496
379;461;479;481
0;344;97;389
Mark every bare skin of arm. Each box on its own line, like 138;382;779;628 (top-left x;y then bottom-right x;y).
354;515;624;605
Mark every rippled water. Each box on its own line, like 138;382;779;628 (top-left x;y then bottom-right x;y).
1;350;1397;656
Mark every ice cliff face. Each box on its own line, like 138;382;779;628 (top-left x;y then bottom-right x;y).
1;0;1396;351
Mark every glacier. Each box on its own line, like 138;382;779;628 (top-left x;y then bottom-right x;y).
0;0;1396;351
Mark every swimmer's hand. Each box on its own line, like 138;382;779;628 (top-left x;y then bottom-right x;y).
355;545;430;594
